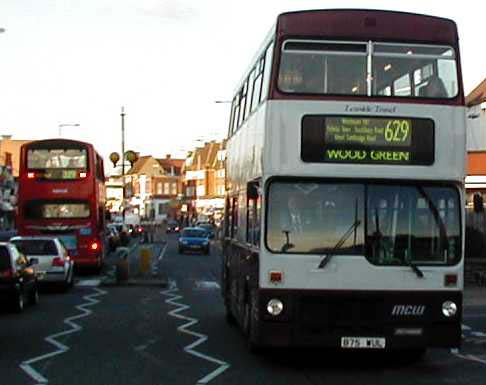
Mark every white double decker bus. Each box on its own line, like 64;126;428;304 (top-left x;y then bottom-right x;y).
222;9;465;355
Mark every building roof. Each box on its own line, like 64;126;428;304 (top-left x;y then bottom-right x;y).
185;140;225;172
157;155;184;175
0;138;32;177
466;79;486;107
127;155;152;175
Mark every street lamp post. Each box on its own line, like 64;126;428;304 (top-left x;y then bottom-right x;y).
58;123;80;137
121;107;126;223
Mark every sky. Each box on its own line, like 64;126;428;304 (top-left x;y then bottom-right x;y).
0;0;484;173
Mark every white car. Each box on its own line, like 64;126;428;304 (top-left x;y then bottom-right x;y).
10;236;74;291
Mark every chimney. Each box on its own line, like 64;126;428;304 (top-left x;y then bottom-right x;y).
166;154;171;159
2;135;12;140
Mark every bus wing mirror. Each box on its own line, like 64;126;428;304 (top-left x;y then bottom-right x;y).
247;182;259;199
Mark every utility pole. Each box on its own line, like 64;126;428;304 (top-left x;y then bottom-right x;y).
121;106;126;224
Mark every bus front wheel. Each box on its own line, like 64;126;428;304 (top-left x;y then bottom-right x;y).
243;290;261;353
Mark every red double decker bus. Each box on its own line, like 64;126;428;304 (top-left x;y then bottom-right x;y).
17;139;106;269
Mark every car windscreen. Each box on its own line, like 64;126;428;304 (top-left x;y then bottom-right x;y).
199;224;213;230
182;229;206;238
11;240;58;255
0;246;11;269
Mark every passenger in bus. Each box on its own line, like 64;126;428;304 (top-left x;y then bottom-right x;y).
420;75;448;98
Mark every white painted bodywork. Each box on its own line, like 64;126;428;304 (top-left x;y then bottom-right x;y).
226;99;466;291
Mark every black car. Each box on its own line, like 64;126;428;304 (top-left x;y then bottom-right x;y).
166;220;181;233
0;242;39;313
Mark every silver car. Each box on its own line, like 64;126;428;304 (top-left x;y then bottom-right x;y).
10;236;74;291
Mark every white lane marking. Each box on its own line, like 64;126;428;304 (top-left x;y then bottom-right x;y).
75;279;101;287
162;284;230;385
158;243;168;261
462;324;472;331
470;331;486;338
20;288;107;384
452;351;486;365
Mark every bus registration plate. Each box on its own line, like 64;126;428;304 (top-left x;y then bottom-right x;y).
58;235;77;250
341;337;386;349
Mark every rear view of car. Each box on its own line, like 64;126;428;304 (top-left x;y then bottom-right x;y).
166;220;180;234
178;227;210;255
0;242;39;312
10;237;74;291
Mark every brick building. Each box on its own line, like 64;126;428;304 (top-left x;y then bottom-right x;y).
183;140;226;223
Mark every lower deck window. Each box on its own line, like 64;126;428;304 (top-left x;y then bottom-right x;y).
25;200;90;219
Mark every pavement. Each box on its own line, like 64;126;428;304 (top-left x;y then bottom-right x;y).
464;286;486;306
0;232;486;385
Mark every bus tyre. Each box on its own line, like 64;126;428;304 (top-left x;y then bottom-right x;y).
224;297;236;326
244;290;261;353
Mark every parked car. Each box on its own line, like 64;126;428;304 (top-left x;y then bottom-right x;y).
0;242;39;312
167;220;181;233
106;224;120;251
197;223;215;239
178;227;210;255
10;236;74;291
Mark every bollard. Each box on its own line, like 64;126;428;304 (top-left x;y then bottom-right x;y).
139;247;152;274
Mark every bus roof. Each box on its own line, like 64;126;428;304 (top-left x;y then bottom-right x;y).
276;9;458;45
22;138;95;150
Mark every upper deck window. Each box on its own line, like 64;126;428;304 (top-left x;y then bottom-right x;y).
278;40;458;99
27;147;88;170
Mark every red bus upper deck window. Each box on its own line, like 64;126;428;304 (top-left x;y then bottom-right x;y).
27;145;88;180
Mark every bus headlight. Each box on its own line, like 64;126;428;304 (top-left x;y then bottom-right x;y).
267;299;283;316
442;301;457;317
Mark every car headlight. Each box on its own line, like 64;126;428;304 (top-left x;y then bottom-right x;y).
442;301;457;317
267;299;284;316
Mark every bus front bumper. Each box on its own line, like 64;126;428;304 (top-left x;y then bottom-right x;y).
255;289;462;350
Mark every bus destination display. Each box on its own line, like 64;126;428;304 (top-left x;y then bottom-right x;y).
301;115;434;165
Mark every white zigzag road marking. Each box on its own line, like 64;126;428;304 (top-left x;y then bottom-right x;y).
20;288;107;384
162;286;230;385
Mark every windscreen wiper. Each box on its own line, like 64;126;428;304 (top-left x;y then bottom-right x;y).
408;262;424;278
281;230;295;252
318;220;361;269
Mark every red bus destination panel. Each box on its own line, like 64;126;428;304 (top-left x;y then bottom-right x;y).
301;115;435;165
